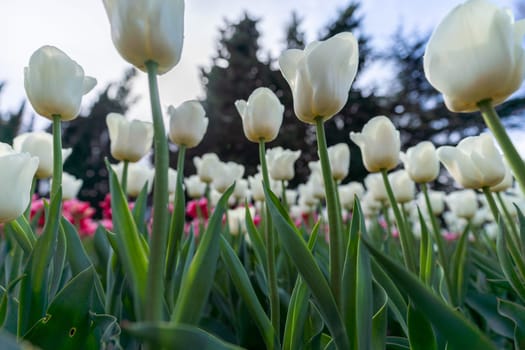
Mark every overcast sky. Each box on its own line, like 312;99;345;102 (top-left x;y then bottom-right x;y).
0;0;519;127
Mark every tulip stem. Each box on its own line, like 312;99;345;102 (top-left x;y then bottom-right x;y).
51;115;62;200
478;99;525;195
166;144;186;297
145;60;170;322
495;192;519;243
315;117;343;305
281;180;288;210
381;169;416;273
259;139;280;341
121;160;129;196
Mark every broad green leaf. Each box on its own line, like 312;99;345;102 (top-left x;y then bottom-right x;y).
283;223;320;350
466;293;513;338
496;221;525;302
372;282;388;350
417;209;433;285
124;322;244;349
407;303;437;350
24;267;119;350
18;189;62;336
171;185;234;325
264;186;349;350
131;182;150;236
363;239;497;350
220;236;275;349
7;219;33;255
450;224;469;307
49;227;67;299
245;205;268;276
106;160;148;308
386;336;410;349
498;299;525;349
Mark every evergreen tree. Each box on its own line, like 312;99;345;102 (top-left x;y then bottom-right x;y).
0;83;28;144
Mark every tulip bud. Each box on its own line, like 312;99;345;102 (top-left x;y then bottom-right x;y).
235;88;284;143
167;168;178;195
212;161;244;193
266;147;301;181
417;190;446;216
350;116;400;173
185;175;206;199
297;182;318;207
389;170;415;204
168;100;208;148
13;131;72;179
24;46;96;121
103;0;185;74
446;190;478;220
328;143;350;181
233;179;250;202
364;173;388;203
400;141;439;183
106;113;153;162
57;172;83;200
193;153;221;184
279;32;359;124
437;133;505;189
112;162;154;197
0;143;39;223
423;0;525;112
339;182;365;210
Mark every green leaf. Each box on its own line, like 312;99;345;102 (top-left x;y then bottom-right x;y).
496;221;525;302
49;227;67;299
417;209;433;285
498;299;525;349
24;267;119;350
6;218;34;255
450;224;469;307
245;204;268;277
283;223;320;350
125;322;245;349
171;185;234;325
386;336;409;349
407;303;437;350
106;160;148;307
363;239;497;350
371;282;388;350
466;292;513;339
264;186;349;350
220;236;275;349
131;182;150;236
18;189;62;336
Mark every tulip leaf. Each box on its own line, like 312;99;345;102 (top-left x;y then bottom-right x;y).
131;182;150;236
264;186;349;350
372;281;388;350
24;266;120;350
6;219;34;255
18;188;62;336
496;221;525;302
220;236;275;349
363;239;497;350
245;205;268;277
283;223;320;350
498;298;525;348
450;224;470;307
466;292;513;339
407;303;437;350
171;184;234;325
124;322;244;349
106;159;148;309
386;336;410;349
49;227;68;299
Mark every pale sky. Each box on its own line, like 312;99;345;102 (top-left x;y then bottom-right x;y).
0;0;519;127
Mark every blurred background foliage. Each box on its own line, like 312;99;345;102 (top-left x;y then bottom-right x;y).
0;0;524;215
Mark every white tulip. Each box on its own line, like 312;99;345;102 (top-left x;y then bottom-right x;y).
185;175;206;199
400;141;439;183
339;182;365;210
106;113;153;162
328;143;350;181
266;147;301;181
112;162;154;197
235;88;284;143
364;173;388;203
103;0;184;74
350;116;400;173
279;32;359;124
389;170;415;204
490;161;513;192
193;153;221;184
168;100;208;148
437;133;505;189
423;0;525;112
59;172;83;200
13;132;72;179
24;46;96;121
446;190;478;220
417;190;446;216
211;161;244;193
0;143;39;223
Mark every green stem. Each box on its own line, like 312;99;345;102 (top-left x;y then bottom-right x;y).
121;160;129;197
495;192;519;240
25;178;36;219
145;61;170;322
478;99;525;195
380;169;416;273
51;115;62;200
166;145;186;285
482;187;500;224
381;204;393;238
259;139;280;341
421;184;448;273
281;180;288;210
315;117;343;305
